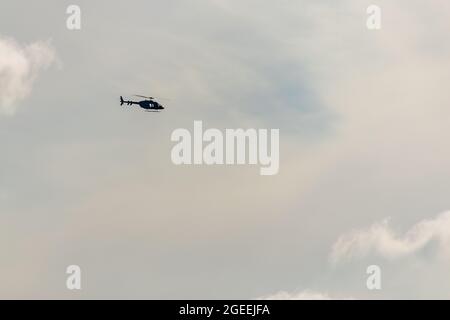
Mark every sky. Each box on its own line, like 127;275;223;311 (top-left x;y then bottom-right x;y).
1;0;450;299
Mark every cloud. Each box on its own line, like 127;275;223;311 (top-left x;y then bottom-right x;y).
0;36;56;115
331;211;450;263
261;212;450;300
258;290;350;300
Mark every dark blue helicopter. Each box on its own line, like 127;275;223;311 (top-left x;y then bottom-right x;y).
120;95;164;111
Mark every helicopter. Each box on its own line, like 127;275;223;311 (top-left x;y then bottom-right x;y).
120;95;165;111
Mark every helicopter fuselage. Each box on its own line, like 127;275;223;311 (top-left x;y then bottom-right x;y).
138;100;164;110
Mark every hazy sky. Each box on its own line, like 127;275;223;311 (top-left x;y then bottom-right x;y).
1;0;450;299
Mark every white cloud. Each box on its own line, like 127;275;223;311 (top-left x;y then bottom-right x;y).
331;211;450;263
0;36;56;115
258;290;349;300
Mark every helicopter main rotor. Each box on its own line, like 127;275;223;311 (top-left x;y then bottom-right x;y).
134;95;155;100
